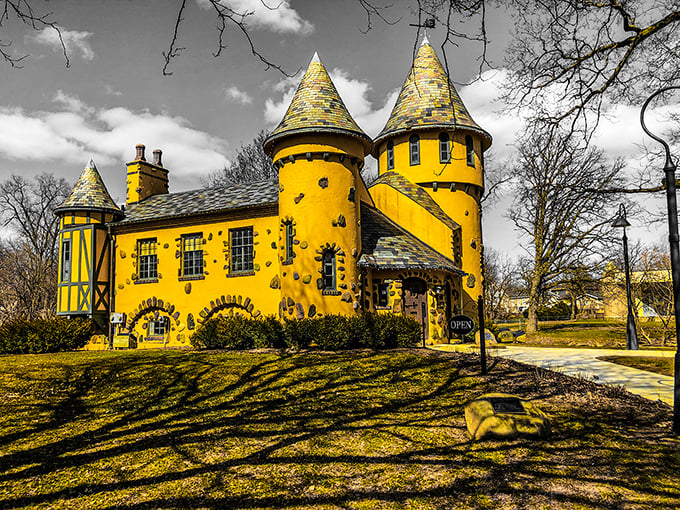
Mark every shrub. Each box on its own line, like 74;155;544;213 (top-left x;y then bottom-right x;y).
372;313;422;348
283;318;315;349
256;316;286;349
0;317;93;354
191;316;265;350
315;315;352;350
190;313;422;351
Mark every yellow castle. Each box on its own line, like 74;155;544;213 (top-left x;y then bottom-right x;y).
54;39;491;348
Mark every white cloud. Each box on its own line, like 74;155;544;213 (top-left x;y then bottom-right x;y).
104;85;123;97
224;85;253;105
54;90;94;114
0;98;229;187
196;0;313;34
32;28;95;61
264;66;398;137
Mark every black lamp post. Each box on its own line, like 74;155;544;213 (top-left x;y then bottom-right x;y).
612;204;639;350
640;85;680;435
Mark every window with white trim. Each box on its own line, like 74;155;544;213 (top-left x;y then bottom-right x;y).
230;227;254;273
409;134;420;165
138;238;158;281
182;234;203;277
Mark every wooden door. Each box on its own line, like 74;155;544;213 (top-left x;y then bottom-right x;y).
403;277;428;340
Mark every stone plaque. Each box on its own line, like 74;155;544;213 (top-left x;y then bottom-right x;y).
489;397;527;415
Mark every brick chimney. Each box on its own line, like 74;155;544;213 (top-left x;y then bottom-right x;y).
153;149;163;167
126;144;169;205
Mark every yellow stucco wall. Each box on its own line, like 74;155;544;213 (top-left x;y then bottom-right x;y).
373;128;485;316
271;134;367;318
111;210;281;348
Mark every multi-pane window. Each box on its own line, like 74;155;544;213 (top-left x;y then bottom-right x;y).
377;282;389;307
409;134;420;165
439;132;450;163
466;135;475;167
182;234;203;277
322;250;336;291
138;239;158;281
284;222;294;263
231;227;254;273
149;318;166;339
386;140;395;170
61;239;71;282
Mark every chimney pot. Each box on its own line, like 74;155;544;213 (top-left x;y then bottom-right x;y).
153;149;163;167
135;144;146;161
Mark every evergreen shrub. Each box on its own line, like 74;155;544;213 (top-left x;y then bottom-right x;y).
190;313;422;351
0;317;93;354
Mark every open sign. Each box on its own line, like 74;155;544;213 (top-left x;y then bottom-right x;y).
449;315;475;335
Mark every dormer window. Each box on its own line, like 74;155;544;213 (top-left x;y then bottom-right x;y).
466;135;475;167
386;140;395;170
409;134;420;166
439;132;450;163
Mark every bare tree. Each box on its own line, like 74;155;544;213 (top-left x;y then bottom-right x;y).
633;244;675;345
0;0;68;67
508;122;625;334
505;0;680;128
483;247;518;321
206;130;277;186
0;173;71;320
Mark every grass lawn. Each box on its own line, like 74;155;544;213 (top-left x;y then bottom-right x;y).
598;355;675;377
509;320;676;350
1;349;680;509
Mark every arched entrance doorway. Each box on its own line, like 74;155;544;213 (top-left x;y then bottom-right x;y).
403;277;428;340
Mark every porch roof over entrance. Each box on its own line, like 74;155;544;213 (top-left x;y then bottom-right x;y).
358;204;464;275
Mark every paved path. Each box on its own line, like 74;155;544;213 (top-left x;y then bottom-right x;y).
431;344;675;405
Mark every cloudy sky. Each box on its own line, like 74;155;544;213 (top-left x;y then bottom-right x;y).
0;0;672;254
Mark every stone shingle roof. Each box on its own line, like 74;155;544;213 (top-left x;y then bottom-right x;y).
374;37;491;150
264;53;371;155
55;160;122;217
359;204;463;274
114;180;278;226
369;171;459;231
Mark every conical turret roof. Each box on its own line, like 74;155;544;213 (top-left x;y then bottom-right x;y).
373;39;491;151
264;53;371;155
55;159;122;218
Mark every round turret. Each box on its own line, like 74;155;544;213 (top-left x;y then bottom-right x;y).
265;53;371;318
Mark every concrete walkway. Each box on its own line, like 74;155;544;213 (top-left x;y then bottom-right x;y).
431;344;675;405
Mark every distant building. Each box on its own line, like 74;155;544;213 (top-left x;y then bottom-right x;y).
54;39;491;348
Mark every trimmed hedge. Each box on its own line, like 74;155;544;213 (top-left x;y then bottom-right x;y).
190;313;421;351
0;317;93;354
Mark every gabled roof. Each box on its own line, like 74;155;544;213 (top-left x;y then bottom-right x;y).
264;53;371;155
369;171;460;231
359;204;464;274
374;37;491;150
55;160;122;217
114;180;278;226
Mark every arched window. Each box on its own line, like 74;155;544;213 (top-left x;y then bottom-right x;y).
439;132;450;163
465;135;475;167
386;140;395;170
409;134;420;166
322;250;336;291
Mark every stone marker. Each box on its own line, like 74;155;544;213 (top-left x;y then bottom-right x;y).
464;392;550;440
474;328;497;345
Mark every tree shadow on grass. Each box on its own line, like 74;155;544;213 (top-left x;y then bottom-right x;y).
0;349;678;509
